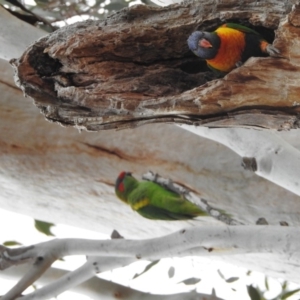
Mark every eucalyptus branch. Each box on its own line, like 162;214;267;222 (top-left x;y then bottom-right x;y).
1;226;299;269
181;126;300;197
1;263;224;300
142;171;244;225
2;254;56;300
17;256;134;300
1;225;299;299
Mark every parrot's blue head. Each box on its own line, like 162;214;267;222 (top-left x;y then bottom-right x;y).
187;31;220;60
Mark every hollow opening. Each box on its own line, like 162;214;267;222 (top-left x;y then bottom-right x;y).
180;20;277;76
28;45;62;77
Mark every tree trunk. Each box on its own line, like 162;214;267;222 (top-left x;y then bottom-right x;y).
11;0;300;130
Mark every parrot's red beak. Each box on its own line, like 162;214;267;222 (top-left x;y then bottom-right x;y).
199;38;213;48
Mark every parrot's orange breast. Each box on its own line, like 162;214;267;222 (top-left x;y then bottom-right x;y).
207;27;246;72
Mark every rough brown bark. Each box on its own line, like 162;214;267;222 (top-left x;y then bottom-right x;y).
11;0;300;131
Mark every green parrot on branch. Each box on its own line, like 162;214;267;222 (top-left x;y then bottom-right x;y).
115;171;208;221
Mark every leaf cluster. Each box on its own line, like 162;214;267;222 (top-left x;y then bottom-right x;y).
247;279;300;300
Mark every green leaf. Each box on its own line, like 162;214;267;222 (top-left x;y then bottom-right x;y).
247;285;262;300
282;281;288;292
133;260;159;279
104;2;127;11
140;0;159;5
178;277;201;285
111;230;123;239
168;266;175;278
264;277;269;291
3;240;22;246
217;269;225;280
226;277;239;283
35;0;51;4
34;220;55;236
282;288;300;299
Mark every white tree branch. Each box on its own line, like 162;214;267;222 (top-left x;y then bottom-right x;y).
181;126;300;197
1;264;224;300
2;226;299;264
18;256;134;300
1;225;300;298
2;255;55;300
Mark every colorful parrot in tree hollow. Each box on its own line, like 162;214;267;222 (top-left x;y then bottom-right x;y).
187;23;280;73
115;171;208;221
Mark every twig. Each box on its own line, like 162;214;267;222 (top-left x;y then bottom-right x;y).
1;263;224;300
2;255;56;300
18;256;134;300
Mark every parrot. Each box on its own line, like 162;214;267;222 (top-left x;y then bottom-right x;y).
115;171;208;221
187;23;280;73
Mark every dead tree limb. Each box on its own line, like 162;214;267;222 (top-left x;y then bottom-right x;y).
11;0;300;131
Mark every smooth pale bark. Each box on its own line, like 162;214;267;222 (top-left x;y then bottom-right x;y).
2;265;223;300
2;226;299;261
1;256;134;300
0;6;45;61
181;126;300;196
2;225;300;299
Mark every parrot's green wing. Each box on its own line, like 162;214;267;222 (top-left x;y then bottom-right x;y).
222;23;260;35
128;181;207;221
136;204;200;220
